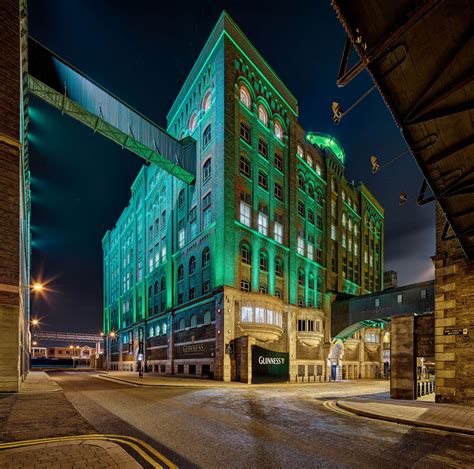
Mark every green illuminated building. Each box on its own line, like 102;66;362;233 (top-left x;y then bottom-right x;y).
102;12;384;382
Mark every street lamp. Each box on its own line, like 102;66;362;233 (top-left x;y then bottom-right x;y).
31;282;44;292
31;318;40;326
106;332;116;372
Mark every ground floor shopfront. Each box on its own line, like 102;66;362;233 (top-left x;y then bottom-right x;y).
107;287;389;383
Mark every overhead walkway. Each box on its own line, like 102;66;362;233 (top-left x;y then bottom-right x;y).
28;38;195;184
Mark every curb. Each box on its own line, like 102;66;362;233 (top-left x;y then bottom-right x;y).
97;373;220;389
336;401;474;436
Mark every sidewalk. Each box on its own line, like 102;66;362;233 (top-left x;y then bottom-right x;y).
337;398;474;435
20;371;62;393
0;438;141;469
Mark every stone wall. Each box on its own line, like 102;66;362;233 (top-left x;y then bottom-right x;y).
434;205;474;405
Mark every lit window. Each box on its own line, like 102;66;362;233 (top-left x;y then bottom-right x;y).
364;251;368;263
258;104;268;125
267;309;274;324
297;237;305;255
421;289;427;299
239;85;251;108
178;219;185;248
315;163;322;176
331;200;337;217
342;190;346;202
307;244;314;260
375;298;380;307
258;212;268;236
331;224;337;241
342;234;346;248
189;113;197;133
241;306;253;322
274;121;283;140
161;237;166;260
240;201;251;227
342;213;347;226
149;326;154;337
306;154;313;167
370;254;373;267
274;222;283;244
202;91;212;113
162;323;167;334
297;144;304;158
354;243;359;256
397;294;403;304
348;239;353;252
255;307;265;323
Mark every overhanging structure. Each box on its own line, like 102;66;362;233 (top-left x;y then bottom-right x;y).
28;38;196;184
332;0;474;258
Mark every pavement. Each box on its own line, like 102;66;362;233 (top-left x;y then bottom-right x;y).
20;371;62;393
337;398;474;435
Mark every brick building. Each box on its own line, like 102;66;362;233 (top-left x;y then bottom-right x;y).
102;12;384;382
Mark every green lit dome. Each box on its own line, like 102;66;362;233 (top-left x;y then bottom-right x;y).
306;132;345;165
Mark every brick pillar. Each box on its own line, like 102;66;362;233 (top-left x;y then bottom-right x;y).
433;205;474;405
0;0;23;393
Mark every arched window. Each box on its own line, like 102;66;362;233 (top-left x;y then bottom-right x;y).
177;264;184;282
161;276;166;291
297;144;304;158
308;273;315;290
162;323;167;334
149;326;154;337
274;120;284;140
203;310;211;325
202;247;210;267
257;104;268;126
189;112;197;133
315;163;322;176
241;244;251;265
202;157;211;182
190;314;197;328
275;257;283;277
202;91;212;113
239;85;251;108
154;280;159;295
298;268;305;286
259;250;268;272
179;318;185;330
155;324;160;335
148;285;153;297
202;124;211;149
189;256;196;275
298;173;305;191
308;183;315;199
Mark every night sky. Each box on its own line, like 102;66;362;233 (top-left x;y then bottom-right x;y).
28;0;434;333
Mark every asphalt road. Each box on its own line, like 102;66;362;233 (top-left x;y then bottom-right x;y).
49;372;474;468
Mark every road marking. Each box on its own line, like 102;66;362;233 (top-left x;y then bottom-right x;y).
0;434;177;469
323;400;357;417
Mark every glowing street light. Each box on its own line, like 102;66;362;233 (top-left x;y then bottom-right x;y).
31;282;44;292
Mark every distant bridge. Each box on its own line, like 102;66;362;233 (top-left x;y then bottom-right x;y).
331;280;434;342
32;331;104;344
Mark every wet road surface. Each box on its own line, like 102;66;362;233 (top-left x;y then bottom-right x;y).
49;372;474;468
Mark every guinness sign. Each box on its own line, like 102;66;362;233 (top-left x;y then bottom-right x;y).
175;341;215;359
252;345;289;384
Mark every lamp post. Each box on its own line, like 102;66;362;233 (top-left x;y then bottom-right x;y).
106;332;116;372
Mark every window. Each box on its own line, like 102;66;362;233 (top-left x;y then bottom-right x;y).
354;243;359;256
342;233;346;248
202;125;211;149
190;207;197;238
190;315;197;328
308;184;315;199
203;310;211;325
342;213;347;227
202;192;211;228
298;174;305;191
178;293;184;304
240;197;251;227
258;139;268;159
331;224;337;241
161;276;166;291
297;201;305;217
258;104;268;125
202;247;210;267
375;298;380;308
255;307;265;323
240;279;250;292
258;212;268;236
178;189;185;209
161;210;166;227
274;183;283;201
307;243;314;260
421;289;427;300
177;264;184;282
298;269;305;286
275;258;283;277
315;163;322;176
298;296;304;307
241;305;253;322
308;209;314;224
259;251;268;272
306;153;313;168
369;254;373;267
203;280;210;294
297;144;304;158
189;113;197;133
258;171;268;190
239;85;251;108
274;222;283;244
202;158;211;182
331;200;337;217
189;288;196;300
259;284;268;294
397;294;403;304
179;318;185;330
240;155;251;178
275;289;282;299
274;153;283;171
154;281;159;295
297;236;305;255
331;178;338;193
241;244;251;264
297;319;306;331
274;120;283;140
202;91;212;113
316;215;323;230
189;256;196;275
149;326;154;337
240;121;251;143
178;219;185;248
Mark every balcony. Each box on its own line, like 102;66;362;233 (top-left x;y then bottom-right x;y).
297;330;324;348
238;322;283;343
343;338;359;351
365;342;379;353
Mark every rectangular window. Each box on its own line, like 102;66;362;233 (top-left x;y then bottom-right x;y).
161;237;166;260
202;192;211;228
240;155;251;178
189;288;195;300
258;171;268;190
274;183;283;201
364;251;368;264
375;298;380;307
397;294;403;303
297;201;305;217
354;243;359;256
258;139;268;159
297;237;305;255
275;289;282;299
258;212;268;236
241;306;253;322
316;249;323;264
342;233;346;248
203;281;210;294
297;319;306;332
240;201;251;227
202;158;211;182
178;219;185;249
189;207;197;239
240;279;250;292
259;285;268;294
274;222;283;244
308;210;314;224
307;243;314;260
331;200;337;217
274;153;283;171
370;254;373;267
331;224;337;241
240;121;251;144
255;307;265;323
420;289;427;299
307;320;314;332
316;215;323;230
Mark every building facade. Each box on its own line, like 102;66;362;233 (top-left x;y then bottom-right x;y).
102;12;384;383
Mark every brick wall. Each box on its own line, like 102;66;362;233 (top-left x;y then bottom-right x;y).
434;204;474;405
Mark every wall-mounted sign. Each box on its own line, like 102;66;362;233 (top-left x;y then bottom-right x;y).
175;341;215;359
444;327;468;336
225;343;233;355
251;345;289;384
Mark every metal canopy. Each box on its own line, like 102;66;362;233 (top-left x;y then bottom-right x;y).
333;319;388;342
332;0;474;258
28;38;196;185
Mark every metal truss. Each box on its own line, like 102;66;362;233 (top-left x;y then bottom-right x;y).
28;75;195;185
32;330;104;344
333;319;388;343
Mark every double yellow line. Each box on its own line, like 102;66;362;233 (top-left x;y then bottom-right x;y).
323;400;359;417
0;434;178;469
